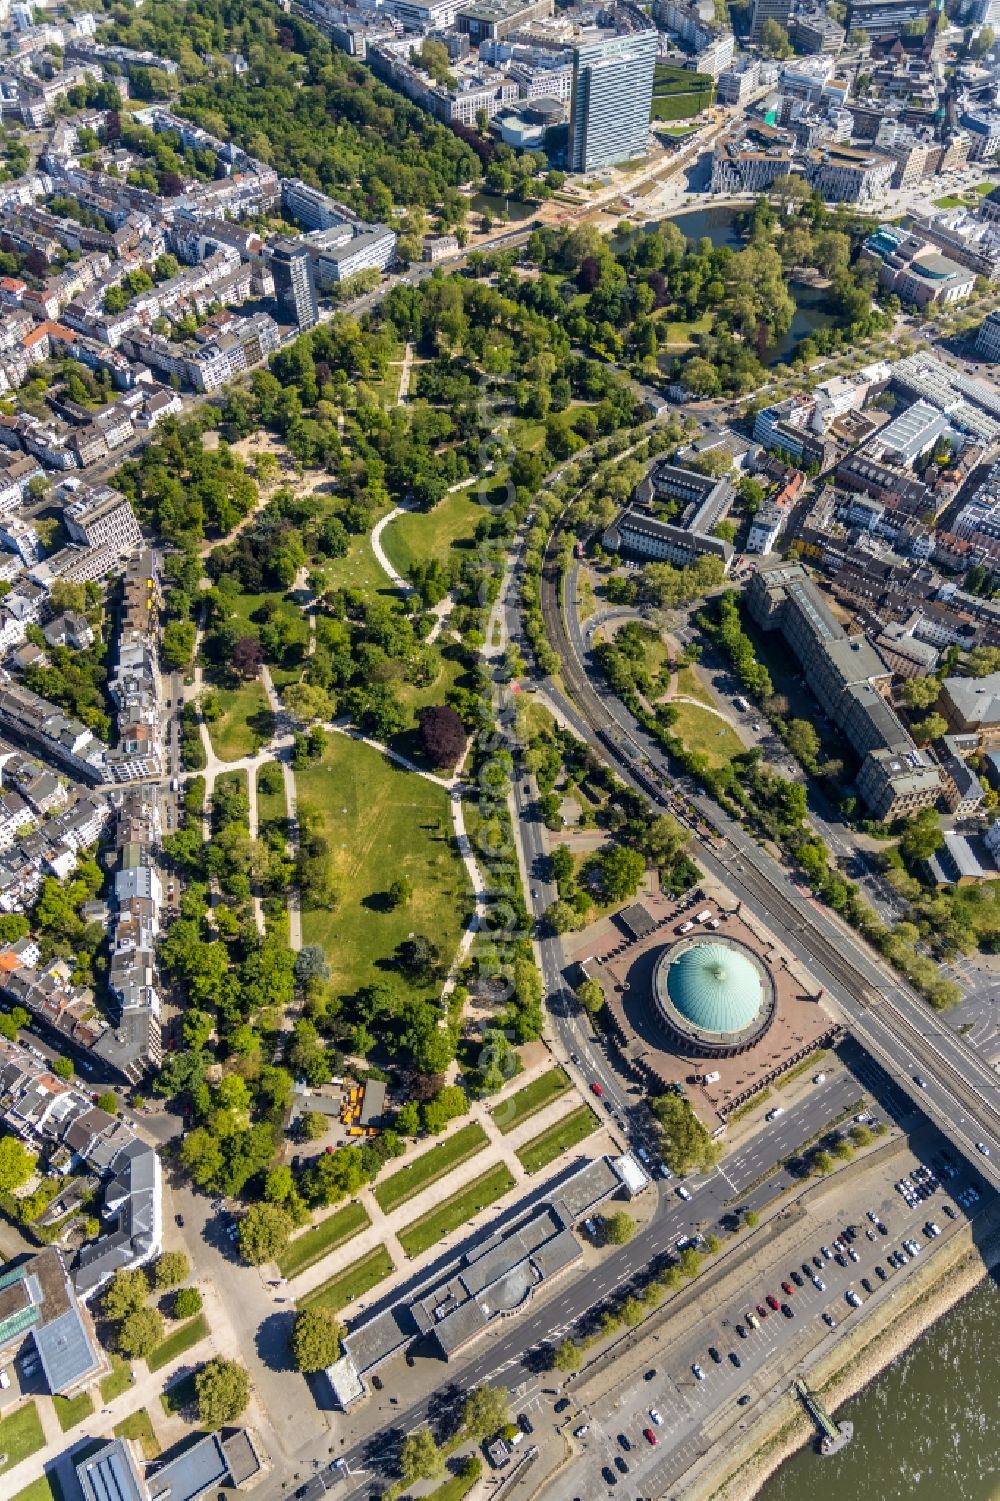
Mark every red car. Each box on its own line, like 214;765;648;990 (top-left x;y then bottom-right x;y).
590;1081;603;1096
756;1304;768;1319
643;1428;658;1446
781;1280;794;1296
766;1294;780;1311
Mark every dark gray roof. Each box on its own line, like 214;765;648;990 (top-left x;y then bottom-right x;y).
148;1433;229;1501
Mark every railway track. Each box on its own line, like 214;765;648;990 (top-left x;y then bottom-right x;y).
536;532;1000;1159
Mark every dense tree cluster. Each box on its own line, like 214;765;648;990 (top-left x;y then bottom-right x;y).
106;0;480;216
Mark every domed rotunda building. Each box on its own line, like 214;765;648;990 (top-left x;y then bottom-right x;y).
652;936;775;1057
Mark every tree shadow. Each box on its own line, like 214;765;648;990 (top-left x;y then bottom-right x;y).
426;1380;466;1444
254;1309;298;1374
361;890;395;914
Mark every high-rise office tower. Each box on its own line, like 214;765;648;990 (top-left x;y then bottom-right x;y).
270;238;319;330
567;27;658;174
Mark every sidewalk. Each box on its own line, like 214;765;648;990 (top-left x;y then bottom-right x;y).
284;1065;619;1304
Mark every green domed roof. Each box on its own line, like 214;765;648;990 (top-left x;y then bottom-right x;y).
665;941;764;1036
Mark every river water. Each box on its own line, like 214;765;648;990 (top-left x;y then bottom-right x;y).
759;1277;1000;1501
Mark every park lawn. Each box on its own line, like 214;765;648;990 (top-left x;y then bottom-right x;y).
517;1104;600;1173
398;1164;516;1258
100;1353;134;1404
0;1402;45;1476
315;517;401;599
295;735;472;1000
301;1245;395;1315
933;194;965;209
114;1409;161;1461
255;761;287;828
381;489;486;579
974;181;996;195
146;1312;210;1373
12;1478;63;1501
655;310;713;348
674;663;716;708
277;1201;371;1280
205;679;273;762
424;1462;481;1501
669;700;745;769
394;645;469;720
375;1122;489;1214
494;1068;571;1135
53;1391;94;1433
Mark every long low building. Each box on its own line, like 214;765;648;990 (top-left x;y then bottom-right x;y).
603;458;735;571
747;559;941;819
325;1156;638;1407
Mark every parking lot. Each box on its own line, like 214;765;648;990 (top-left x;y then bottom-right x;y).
551;1141;990;1499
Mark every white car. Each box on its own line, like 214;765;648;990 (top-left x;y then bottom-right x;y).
812;1276;825;1291
649;1408;664;1425
765;1107;785;1122
813;1073;826;1084
573;1425;589;1439
692;1364;705;1381
848;1247;860;1263
677;1185;693;1201
976;1141;991;1157
846;1289;862;1308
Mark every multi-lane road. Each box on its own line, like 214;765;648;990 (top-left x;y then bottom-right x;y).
537;545;1000;1192
265;1068;879;1501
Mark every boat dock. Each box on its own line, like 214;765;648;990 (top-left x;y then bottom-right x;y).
793;1377;853;1456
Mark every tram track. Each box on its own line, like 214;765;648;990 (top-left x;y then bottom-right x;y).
536;529;1000;1168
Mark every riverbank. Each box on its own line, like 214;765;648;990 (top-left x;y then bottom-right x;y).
698;1209;1000;1501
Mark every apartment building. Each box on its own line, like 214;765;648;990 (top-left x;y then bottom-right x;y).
64;487;141;556
747;559;941;818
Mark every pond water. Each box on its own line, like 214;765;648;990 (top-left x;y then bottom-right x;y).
661;204;835;365
470;191;537;223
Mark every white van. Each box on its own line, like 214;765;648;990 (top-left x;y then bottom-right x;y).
765;1107;785;1122
693;909;713;924
678;920;695;934
701;1071;721;1085
676;1184;693;1201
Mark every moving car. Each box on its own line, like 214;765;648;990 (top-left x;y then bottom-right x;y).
914;1075;927;1089
677;1185;693;1201
765;1107;785;1122
976;1142;991;1157
590;1082;603;1097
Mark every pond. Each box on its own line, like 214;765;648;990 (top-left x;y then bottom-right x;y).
470;191;537;223
660;205;836;365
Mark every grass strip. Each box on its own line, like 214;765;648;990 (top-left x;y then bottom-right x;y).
493;1068;571;1135
374;1122;488;1215
0;1402;45;1475
301;1245;395;1315
53;1391;94;1433
100;1353;134;1404
398;1165;515;1259
147;1312;210;1373
773;1049;827;1090
12;1478;64;1501
114;1408;161;1460
516;1104;599;1174
278;1200;371;1280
